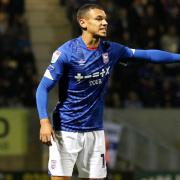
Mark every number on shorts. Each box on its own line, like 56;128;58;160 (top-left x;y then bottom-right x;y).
101;153;105;168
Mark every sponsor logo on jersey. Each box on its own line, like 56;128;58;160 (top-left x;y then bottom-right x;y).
74;66;110;82
51;50;61;63
102;53;109;64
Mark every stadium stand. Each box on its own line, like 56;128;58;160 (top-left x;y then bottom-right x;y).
2;0;180;108
0;0;38;107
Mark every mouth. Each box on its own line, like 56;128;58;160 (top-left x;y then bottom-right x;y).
100;28;107;32
100;25;107;30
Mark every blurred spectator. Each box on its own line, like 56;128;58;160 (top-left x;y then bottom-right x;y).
124;90;143;108
139;78;161;107
160;25;180;53
161;79;174;108
174;74;180;107
106;91;122;108
0;0;37;107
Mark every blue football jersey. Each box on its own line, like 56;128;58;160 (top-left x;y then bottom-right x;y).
36;36;180;132
38;36;134;132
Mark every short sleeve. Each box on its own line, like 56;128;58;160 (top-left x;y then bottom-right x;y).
110;42;135;64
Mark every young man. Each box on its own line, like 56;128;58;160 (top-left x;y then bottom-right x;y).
36;3;180;180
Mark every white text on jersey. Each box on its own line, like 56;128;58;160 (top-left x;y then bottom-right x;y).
74;66;110;82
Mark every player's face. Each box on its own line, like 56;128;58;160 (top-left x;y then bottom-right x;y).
80;8;108;37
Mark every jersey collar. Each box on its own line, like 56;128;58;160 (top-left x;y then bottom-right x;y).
78;36;100;50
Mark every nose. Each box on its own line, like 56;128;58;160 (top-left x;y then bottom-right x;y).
102;19;108;26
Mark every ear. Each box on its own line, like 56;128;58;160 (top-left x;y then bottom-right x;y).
79;18;87;29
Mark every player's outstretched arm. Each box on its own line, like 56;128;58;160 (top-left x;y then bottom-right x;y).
133;49;180;63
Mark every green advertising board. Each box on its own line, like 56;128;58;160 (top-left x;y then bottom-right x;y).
0;171;133;180
0;109;28;155
135;172;180;180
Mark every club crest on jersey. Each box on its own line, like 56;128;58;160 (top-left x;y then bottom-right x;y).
51;160;57;169
102;53;109;64
51;50;61;63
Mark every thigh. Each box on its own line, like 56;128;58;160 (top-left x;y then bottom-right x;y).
76;130;107;179
48;131;80;177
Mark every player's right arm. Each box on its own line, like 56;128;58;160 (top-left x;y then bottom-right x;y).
36;77;57;145
36;48;67;145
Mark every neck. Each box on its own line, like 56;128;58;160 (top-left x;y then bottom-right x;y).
82;32;100;49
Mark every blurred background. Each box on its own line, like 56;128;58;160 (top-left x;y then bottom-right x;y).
1;0;180;179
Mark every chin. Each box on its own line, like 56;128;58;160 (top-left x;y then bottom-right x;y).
94;32;107;38
99;33;107;38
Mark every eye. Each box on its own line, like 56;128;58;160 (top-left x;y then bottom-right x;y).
95;16;103;21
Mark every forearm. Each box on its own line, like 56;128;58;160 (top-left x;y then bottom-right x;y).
36;84;49;119
133;49;180;63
